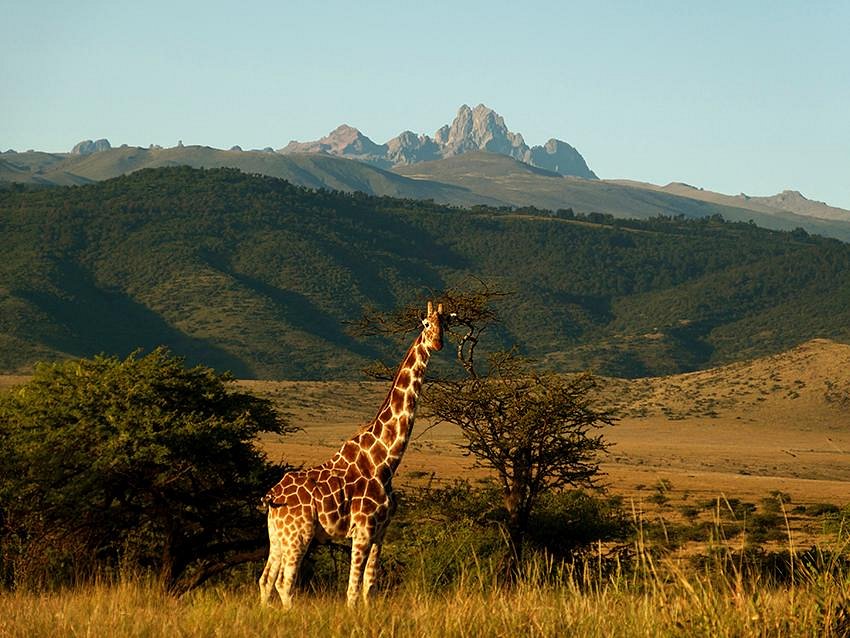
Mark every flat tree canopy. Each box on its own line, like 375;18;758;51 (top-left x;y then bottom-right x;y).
426;351;613;559
353;282;615;564
0;348;293;591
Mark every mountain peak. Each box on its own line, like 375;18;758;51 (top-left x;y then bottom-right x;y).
327;124;364;141
749;189;850;222
278;124;387;164
279;104;596;178
71;139;111;155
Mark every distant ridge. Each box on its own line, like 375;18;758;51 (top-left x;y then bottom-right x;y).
279;103;598;179
2;144;850;242
0;145;498;206
748;190;850;222
609;179;850;225
395;153;850;241
2;103;849;238
3;166;850;379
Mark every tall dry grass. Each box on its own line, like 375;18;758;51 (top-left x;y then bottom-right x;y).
1;540;848;638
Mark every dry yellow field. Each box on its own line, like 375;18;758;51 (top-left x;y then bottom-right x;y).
2;342;848;636
3;339;847;529
237;339;850;550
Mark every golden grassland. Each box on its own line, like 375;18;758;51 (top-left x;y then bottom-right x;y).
1;339;849;636
2;548;849;637
245;339;850;548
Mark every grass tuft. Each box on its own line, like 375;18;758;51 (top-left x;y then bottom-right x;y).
2;535;849;637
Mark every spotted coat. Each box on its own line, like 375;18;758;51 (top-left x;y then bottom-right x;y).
259;302;445;608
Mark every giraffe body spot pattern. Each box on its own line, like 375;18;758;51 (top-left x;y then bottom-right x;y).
259;302;445;608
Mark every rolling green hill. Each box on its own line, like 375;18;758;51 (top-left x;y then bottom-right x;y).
2;167;850;379
0;146;497;207
394;153;850;241
4;146;850;242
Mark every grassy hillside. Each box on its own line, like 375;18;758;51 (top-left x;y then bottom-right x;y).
0;146;497;207
5;146;850;242
2;166;850;379
395;153;850;241
611;179;850;224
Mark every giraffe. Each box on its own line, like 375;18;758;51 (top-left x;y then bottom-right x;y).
259;301;445;608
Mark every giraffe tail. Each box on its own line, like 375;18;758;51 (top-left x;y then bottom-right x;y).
259;491;285;512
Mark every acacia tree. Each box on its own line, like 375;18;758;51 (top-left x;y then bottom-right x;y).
426;352;612;562
350;281;507;380
0;348;294;591
353;282;615;565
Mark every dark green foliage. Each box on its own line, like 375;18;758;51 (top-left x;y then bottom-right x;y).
0;348;292;591
3;166;850;378
525;490;629;557
820;505;850;537
297;482;629;592
806;502;841;517
385;482;508;590
690;546;850;587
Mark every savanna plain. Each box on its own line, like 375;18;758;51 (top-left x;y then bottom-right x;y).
1;339;849;637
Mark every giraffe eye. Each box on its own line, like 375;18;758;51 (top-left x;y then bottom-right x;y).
423;320;430;328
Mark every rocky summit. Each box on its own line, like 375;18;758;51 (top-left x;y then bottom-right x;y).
278;104;597;178
71;138;112;155
278;124;389;166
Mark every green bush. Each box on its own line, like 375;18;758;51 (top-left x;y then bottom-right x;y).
293;482;631;593
806;502;841;517
0;348;291;591
526;490;629;558
385;482;508;590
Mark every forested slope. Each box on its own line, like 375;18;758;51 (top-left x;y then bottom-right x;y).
2;167;848;378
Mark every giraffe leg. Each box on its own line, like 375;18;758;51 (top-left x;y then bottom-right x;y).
362;542;382;604
346;532;372;608
274;540;309;610
260;510;286;606
259;550;281;605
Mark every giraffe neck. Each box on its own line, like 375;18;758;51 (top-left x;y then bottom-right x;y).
368;332;431;475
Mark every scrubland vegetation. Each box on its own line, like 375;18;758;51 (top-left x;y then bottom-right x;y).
2;283;849;635
4;167;850;378
2;462;848;636
1;492;848;637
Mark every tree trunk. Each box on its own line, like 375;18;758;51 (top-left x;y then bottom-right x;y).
503;482;528;580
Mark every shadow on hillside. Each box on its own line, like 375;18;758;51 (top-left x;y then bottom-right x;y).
15;259;253;376
221;268;384;361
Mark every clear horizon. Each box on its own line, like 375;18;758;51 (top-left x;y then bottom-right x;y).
2;1;848;208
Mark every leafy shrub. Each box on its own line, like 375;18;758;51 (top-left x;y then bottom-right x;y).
384;481;508;590
806;502;841;517
293;482;632;592
0;348;291;591
526;490;629;558
761;491;793;514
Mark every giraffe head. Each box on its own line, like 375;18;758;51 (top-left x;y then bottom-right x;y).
421;301;445;351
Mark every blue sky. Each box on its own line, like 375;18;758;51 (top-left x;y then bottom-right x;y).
3;1;848;208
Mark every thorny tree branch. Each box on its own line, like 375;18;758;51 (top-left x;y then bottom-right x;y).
347;278;510;380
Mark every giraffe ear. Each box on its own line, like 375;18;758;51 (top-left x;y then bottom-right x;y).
437;303;443;315
427;301;433;315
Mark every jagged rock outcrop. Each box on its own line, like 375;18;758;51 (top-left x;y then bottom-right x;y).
71;139;111;155
744;190;850;222
279;124;390;167
385;130;441;165
442;104;526;158
527;139;595;177
279;104;597;178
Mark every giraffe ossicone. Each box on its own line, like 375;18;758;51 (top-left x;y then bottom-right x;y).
259;301;445;608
